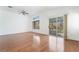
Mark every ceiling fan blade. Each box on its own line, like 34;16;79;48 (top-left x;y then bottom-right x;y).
8;6;13;8
25;13;29;14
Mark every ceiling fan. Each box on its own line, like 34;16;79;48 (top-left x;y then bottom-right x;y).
8;6;29;15
19;10;29;15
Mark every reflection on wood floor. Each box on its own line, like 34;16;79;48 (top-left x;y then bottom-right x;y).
65;39;79;52
0;32;49;52
0;32;79;52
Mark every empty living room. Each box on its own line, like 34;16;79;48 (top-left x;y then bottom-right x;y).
0;6;79;52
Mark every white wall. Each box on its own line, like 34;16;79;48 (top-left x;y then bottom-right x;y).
33;7;67;35
33;7;79;41
67;13;79;41
1;7;79;41
0;10;32;35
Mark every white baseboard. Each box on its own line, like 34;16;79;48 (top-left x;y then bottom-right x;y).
67;38;79;41
0;31;32;36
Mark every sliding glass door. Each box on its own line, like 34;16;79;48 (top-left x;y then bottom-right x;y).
49;16;65;52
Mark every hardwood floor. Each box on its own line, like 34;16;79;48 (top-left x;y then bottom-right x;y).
0;32;79;52
64;39;79;52
0;32;49;52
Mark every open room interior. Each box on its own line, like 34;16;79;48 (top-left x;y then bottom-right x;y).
0;6;79;52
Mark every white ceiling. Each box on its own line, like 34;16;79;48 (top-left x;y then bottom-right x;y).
0;6;63;15
0;6;79;15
